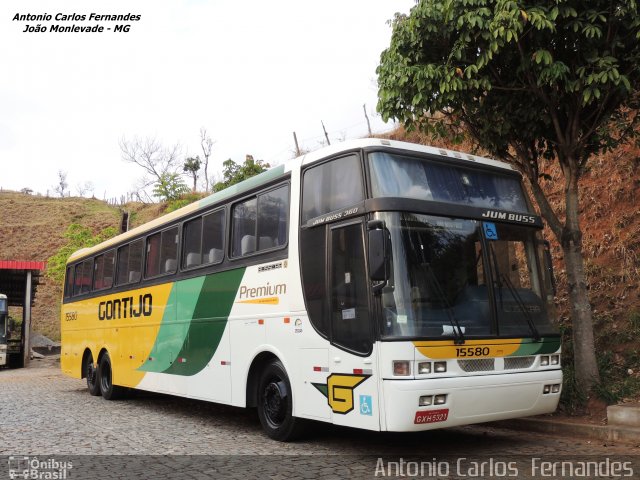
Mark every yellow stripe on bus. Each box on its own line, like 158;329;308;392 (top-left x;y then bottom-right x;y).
61;282;174;387
413;339;522;359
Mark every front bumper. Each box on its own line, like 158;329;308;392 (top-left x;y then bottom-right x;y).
383;369;562;431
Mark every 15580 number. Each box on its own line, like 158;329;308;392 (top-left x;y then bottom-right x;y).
455;346;490;357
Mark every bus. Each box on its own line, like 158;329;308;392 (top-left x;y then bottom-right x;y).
61;139;562;440
0;294;7;366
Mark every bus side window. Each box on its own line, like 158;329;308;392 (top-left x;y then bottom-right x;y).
231;184;289;258
301;154;363;224
202;209;225;265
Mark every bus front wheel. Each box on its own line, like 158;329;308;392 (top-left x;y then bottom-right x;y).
85;353;101;396
98;352;126;400
256;359;304;441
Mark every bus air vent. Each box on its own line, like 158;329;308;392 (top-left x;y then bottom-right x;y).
457;358;495;372
504;356;536;370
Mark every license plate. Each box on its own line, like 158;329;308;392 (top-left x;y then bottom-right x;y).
414;408;449;424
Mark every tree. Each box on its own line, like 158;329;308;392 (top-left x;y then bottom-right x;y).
75;181;94;198
53;170;68;198
200;127;214;191
120;136;182;201
377;0;640;394
212;155;270;192
183;156;202;192
152;172;189;202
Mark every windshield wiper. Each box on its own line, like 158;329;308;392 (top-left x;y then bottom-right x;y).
488;244;541;341
424;263;465;345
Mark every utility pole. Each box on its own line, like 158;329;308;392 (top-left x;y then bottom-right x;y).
293;132;301;157
321;121;331;146
363;104;372;137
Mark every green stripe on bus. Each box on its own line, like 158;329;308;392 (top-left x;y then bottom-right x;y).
138;276;206;373
510;337;561;356
162;267;246;376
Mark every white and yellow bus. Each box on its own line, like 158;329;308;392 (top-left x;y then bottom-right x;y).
61;139;562;440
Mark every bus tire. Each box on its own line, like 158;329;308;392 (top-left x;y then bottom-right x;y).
256;359;304;441
85;353;101;396
98;352;126;400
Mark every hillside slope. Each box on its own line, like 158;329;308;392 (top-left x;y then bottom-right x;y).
0;192;162;340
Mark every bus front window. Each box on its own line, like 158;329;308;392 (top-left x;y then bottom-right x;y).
378;212;557;339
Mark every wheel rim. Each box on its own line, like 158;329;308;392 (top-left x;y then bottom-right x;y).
100;359;111;393
262;379;287;428
86;358;97;389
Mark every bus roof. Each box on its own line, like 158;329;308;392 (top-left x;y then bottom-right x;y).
67;139;515;264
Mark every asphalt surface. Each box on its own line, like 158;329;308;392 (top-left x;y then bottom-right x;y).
1;357;638;479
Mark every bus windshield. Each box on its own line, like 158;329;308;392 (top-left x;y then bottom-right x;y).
378;212;557;339
369;151;529;212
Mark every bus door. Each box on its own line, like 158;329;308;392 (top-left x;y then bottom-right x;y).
327;221;380;430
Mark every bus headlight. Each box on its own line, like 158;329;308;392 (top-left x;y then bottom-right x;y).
434;394;447;405
417;362;432;374
550;355;560;365
540;355;549;366
419;395;433;406
434;361;447;373
393;361;411;376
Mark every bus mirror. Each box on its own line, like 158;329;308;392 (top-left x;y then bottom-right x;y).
368;222;389;293
543;240;557;296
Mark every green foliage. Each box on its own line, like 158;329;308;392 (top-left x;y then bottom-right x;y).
377;0;640;394
377;0;640;163
165;192;204;213
46;224;118;283
152;172;189;202
183;156;202;192
212;155;270;192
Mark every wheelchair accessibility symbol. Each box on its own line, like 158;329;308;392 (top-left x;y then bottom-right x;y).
359;395;372;416
482;222;499;240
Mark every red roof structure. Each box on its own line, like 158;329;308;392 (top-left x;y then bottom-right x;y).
0;260;46;306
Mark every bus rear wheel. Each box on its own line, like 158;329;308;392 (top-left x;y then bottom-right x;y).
98;352;126;400
256;359;304;441
85;353;101;396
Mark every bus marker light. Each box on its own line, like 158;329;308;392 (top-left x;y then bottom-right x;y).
434;361;447;373
284;317;290;324
393;361;411;376
434;394;447;405
540;355;549;366
418;362;432;374
258;319;264;325
419;395;433;406
353;368;363;374
221;361;231;366
178;357;187;363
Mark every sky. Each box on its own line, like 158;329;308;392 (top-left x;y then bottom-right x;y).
1;0;416;199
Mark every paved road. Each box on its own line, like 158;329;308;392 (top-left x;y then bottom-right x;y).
1;357;638;479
